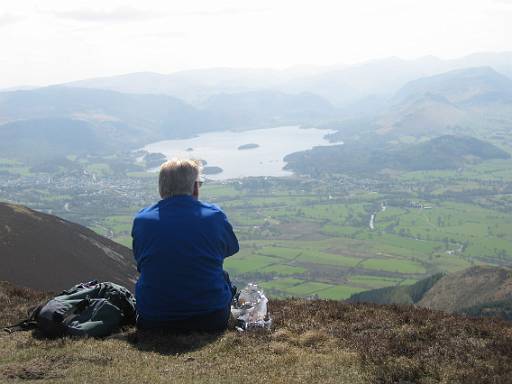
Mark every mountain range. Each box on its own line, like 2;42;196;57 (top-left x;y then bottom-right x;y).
0;52;511;163
61;52;512;106
0;87;337;160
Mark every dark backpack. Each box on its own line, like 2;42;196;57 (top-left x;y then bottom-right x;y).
4;281;136;337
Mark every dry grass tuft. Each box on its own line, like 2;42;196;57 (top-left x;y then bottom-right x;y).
268;341;290;355
270;328;293;342
297;329;328;347
0;356;71;381
269;299;512;383
0;281;52;327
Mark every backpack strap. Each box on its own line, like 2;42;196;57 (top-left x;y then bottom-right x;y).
3;305;43;334
60;280;98;296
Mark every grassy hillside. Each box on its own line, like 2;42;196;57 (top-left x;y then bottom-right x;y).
1;282;512;383
0;203;137;291
418;266;512;315
348;266;512;320
348;273;445;305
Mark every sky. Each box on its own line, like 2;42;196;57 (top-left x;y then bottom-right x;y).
0;0;510;88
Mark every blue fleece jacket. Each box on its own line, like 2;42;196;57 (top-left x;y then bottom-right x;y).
132;195;239;321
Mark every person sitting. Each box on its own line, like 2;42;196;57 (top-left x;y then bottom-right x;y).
131;158;239;332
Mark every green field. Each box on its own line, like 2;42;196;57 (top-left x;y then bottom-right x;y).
196;160;512;299
87;174;512;299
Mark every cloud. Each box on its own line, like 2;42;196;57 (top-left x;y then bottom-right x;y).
181;7;270;17
487;0;512;13
50;6;164;23
0;13;21;28
490;0;512;8
139;31;188;40
48;5;269;23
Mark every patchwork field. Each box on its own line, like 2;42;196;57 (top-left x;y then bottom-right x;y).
3;152;512;300
199;172;512;298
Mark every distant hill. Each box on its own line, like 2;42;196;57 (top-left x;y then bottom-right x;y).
376;67;512;136
2;61;512;163
284;135;510;176
394;67;512;105
349;266;512;320
0;202;137;291
394;135;510;169
0;86;338;160
0;86;219;156
63;68;318;105
201;90;336;127
0;118;108;159
377;93;467;136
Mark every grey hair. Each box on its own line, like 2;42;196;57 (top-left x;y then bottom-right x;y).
158;158;202;198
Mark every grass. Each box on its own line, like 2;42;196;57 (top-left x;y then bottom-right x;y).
361;258;426;274
102;215;133;233
224;254;278;274
260;264;306;275
2;282;512;383
295;251;361;267
285;281;334;296
319;285;366;300
258;246;303;259
261;278;304;291
349;275;402;289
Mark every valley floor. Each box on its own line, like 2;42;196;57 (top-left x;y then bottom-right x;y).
3;150;512;301
1;282;512;383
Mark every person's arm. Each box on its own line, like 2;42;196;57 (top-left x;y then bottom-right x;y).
220;212;239;258
131;217;143;273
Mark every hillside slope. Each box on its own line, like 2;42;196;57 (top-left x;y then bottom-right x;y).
349;266;512;320
0;203;137;291
418;266;512;313
1;282;512;383
348;273;445;305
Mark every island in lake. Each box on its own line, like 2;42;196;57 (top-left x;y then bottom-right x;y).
237;143;259;150
202;166;223;175
143;153;166;168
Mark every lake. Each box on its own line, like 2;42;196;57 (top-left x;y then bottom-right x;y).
141;126;339;180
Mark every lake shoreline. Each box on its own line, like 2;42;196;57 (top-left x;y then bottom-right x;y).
141;126;340;180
